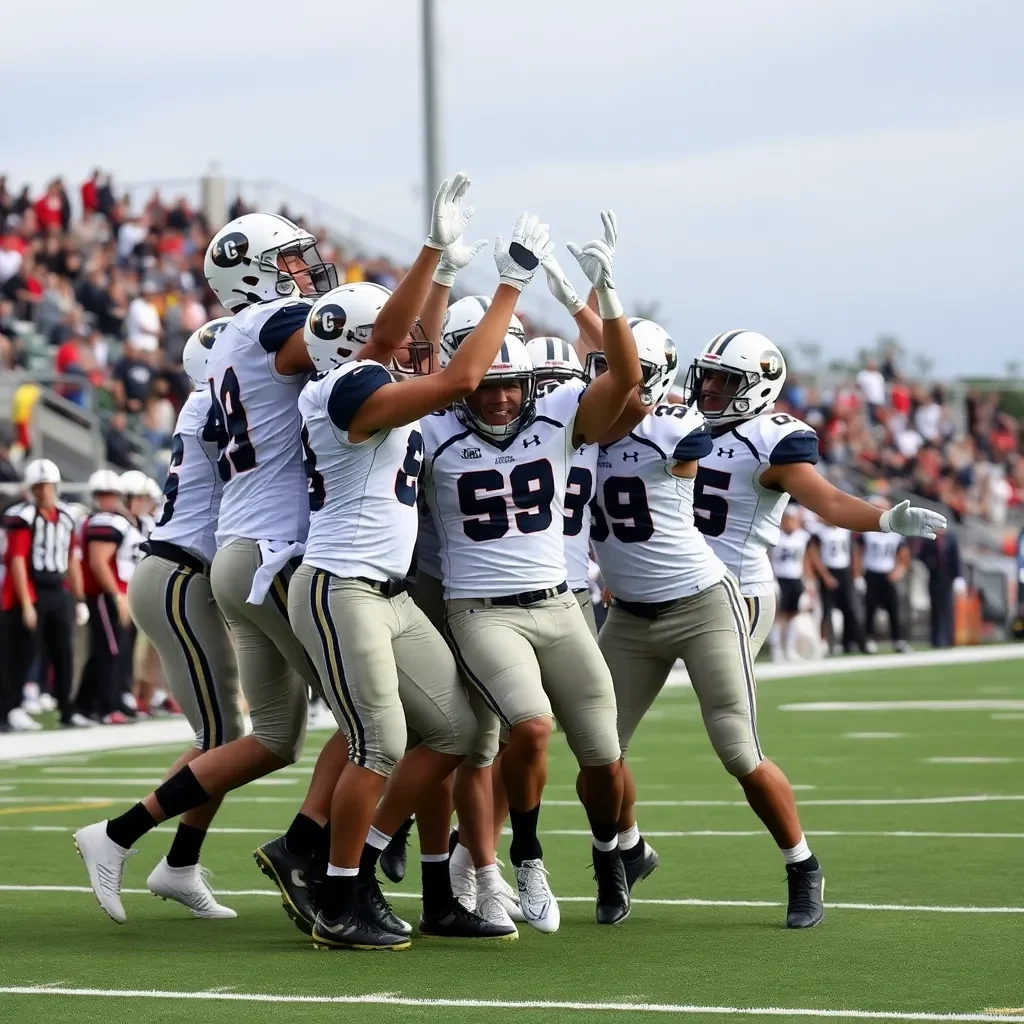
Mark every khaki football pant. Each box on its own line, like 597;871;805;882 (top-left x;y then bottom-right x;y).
744;590;778;658
289;566;477;777
445;590;620;768
599;574;763;777
128;554;243;751
210;539;321;763
573;587;598;638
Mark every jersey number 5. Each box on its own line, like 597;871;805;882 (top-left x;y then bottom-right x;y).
394;431;424;507
693;467;731;537
213;368;257;481
155;434;185;527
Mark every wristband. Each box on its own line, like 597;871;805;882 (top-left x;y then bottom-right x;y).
597;288;623;320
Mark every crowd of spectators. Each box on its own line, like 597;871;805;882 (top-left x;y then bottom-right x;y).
2;170;1022;534
776;353;1023;531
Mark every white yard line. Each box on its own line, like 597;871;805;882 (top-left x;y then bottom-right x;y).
0;777;297;787
2;826;1021;840
781;701;1024;712
1;885;1021;914
0;985;1020;1021
925;758;1021;765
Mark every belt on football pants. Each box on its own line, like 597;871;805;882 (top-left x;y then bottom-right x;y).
142;540;209;576
613;596;684;620
356;576;408;599
480;582;569;608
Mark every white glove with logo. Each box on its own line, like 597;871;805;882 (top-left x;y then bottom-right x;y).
493;214;553;291
425;172;475;250
541;253;585;315
567;211;622;319
433;236;488;288
879;500;947;539
75;601;90;627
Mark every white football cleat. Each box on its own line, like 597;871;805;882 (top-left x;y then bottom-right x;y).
492;860;525;922
147;858;237;919
8;707;42;731
475;887;518;936
74;821;136;924
449;842;477;911
514;858;560;933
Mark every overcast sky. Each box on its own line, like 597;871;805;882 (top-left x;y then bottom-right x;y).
3;0;1021;376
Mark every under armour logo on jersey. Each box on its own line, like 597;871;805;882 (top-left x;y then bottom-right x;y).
522;435;542;448
717;447;735;459
461;448;482;460
622;451;639;462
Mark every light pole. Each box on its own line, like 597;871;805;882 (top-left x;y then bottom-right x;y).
421;0;442;234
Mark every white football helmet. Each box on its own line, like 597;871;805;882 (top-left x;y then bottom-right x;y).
24;458;61;487
526;337;585;396
450;335;537;440
583;318;678;408
304;283;394;373
440;295;527;364
683;330;786;424
204;213;338;313
182;317;231;390
144;476;163;502
88;469;123;495
119;470;150;497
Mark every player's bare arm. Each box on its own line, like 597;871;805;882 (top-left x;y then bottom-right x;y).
569;212;643;445
349;214;553;437
762;461;946;539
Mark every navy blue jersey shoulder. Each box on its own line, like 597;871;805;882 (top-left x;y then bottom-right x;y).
673;424;713;462
258;301;311;353
770;431;819;466
327;365;393;431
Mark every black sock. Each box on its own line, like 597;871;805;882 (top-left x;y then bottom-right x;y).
314;822;331;874
166;822;206;868
321;874;358;917
106;802;157;849
586;809;618;845
284;813;323;859
421;858;453;917
359;841;383;878
152;766;209;819
508;805;543;866
791;854;820;872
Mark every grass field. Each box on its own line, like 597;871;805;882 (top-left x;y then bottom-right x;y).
1;658;1023;1023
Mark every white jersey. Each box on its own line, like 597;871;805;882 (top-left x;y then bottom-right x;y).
861;532;904;574
299;360;422;582
83;510;146;588
697;412;820;597
592;404;724;602
772;528;810;580
209;297;312;547
150;389;223;564
422;379;585;599
814;525;852;570
564;442;598;591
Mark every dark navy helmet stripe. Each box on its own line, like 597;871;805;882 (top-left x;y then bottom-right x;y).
499;341;509;363
713;329;745;356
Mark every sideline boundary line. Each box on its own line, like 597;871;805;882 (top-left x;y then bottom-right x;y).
0;985;1020;1021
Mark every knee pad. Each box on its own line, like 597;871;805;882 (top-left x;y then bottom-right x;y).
710;710;763;778
250;704;306;765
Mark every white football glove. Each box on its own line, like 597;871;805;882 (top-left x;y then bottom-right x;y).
493;213;553;291
567;211;622;319
425;171;475;250
853;576;867;595
541;253;585;315
75;601;90;626
879;499;947;540
433;237;488;288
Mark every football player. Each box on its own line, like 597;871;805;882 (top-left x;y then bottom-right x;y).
74;209;349;924
101;318;241;919
686;331;944;657
289;185;547;950
422;216;642;932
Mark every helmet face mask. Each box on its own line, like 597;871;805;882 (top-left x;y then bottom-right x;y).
526;336;585;398
684;330;786;424
453;336;537;440
586;319;678;408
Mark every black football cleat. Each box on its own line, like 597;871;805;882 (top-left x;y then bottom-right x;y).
253;835;320;935
785;863;825;928
361;873;412;936
622;838;660;893
593;848;630;925
379;817;414;884
312;908;411;951
418;899;517;940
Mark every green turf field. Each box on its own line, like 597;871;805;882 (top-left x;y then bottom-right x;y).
1;659;1022;1023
